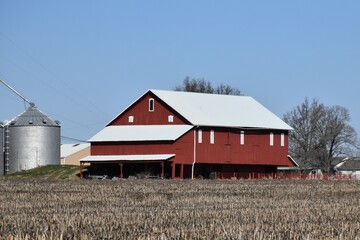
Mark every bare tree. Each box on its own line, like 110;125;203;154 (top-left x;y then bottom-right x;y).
283;99;323;169
215;83;241;95
174;77;241;95
283;98;358;173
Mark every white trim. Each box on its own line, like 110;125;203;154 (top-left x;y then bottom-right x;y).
287;155;299;167
270;132;274;146
240;131;245;145
168;115;174;123
128;116;134;123
81;154;175;162
280;133;285;147
149;98;155;112
210;130;215;144
198;129;202;143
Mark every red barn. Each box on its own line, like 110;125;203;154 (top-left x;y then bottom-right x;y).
80;89;295;179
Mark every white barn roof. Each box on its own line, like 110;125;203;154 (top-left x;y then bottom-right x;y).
89;125;193;142
81;154;175;162
150;90;292;130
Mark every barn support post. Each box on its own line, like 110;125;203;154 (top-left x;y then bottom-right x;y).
181;164;184;179
119;163;123;179
171;163;175;179
161;161;164;178
80;162;83;178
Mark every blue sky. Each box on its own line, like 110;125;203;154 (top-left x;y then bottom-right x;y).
1;1;359;143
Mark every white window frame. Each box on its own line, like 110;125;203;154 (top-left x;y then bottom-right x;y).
149;98;154;112
168;115;174;123
270;132;274;146
281;133;285;147
240;131;245;145
210;130;215;144
128;116;134;123
198;129;202;143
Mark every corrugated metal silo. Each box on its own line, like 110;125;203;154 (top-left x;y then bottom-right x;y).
7;104;61;174
0;123;4;176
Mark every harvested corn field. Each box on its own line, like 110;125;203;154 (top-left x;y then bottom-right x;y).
0;179;360;239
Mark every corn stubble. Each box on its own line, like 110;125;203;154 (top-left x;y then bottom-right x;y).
0;179;359;239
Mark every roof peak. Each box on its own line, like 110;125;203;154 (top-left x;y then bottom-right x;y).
6;106;60;127
107;88;292;130
149;89;248;98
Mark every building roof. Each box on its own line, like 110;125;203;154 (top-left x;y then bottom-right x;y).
334;158;360;171
81;154;175;162
6;106;60;127
89;125;193;142
112;90;292;130
61;143;90;158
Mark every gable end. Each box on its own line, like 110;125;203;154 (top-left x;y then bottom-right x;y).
108;91;191;126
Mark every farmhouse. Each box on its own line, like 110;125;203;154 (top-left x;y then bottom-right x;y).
81;89;295;179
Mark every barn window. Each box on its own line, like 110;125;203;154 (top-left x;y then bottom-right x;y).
281;133;285;147
128;116;134;123
270;132;274;146
210;130;215;144
240;131;245;145
168;115;174;122
198;129;202;143
149;98;154;112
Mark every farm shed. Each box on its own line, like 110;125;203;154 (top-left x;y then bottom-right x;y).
334;158;360;179
61;143;90;165
81;89;295;179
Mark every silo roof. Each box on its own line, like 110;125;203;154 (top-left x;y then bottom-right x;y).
8;106;60;127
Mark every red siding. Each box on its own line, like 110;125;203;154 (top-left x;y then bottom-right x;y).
91;128;293;167
194;128;291;166
109;92;189;125
91;130;195;165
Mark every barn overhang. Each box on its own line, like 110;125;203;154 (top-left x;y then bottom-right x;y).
79;154;175;179
89;125;193;142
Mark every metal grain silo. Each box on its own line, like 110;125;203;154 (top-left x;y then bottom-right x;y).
7;104;61;174
0;123;4;176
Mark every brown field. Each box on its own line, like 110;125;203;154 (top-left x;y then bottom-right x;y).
1;179;360;239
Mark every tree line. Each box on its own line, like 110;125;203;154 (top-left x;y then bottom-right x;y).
174;76;241;95
175;77;359;172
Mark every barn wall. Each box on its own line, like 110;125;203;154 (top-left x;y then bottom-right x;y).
195;128;291;166
110;92;189;125
91;128;292;167
91;129;195;165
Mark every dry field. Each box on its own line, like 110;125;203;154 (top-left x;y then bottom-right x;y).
0;179;360;239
